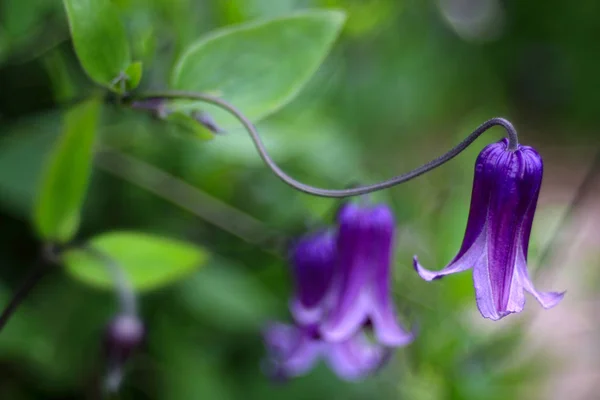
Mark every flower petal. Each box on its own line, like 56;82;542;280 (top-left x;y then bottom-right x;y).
321;290;371;342
368;205;414;346
413;232;485;281
263;323;321;379
289;297;324;326
473;251;501;320
514;147;564;309
289;230;336;316
324;333;392;381
473;247;526;321
370;303;415;346
263;322;300;356
455;141;501;256
412;143;500;282
516;249;565;309
320;205;371;341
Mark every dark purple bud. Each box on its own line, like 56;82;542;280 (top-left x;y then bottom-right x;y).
104;314;145;363
414;139;564;320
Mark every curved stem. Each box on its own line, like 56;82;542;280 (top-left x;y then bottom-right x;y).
131;90;519;198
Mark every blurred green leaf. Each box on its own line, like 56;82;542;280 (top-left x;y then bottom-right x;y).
171;9;346;126
62;0;132;91
63;231;209;291
1;0;52;42
33;98;101;243
124;60;143;91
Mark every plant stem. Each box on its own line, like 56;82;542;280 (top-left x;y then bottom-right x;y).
0;246;56;332
130;90;519;198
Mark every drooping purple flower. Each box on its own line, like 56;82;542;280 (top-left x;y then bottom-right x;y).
320;203;414;346
414;139;565;320
263;322;391;381
263;230;393;381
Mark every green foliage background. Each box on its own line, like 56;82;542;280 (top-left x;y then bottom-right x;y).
0;0;598;399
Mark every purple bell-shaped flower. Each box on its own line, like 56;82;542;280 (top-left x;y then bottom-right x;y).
414;139;565;320
263;230;394;381
320;204;414;346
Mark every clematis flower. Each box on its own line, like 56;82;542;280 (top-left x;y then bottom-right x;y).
413;139;564;320
320;203;414;346
263;230;393;381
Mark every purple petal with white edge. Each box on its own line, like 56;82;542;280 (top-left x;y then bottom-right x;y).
473;249;525;321
516;248;565;309
413;234;483;281
514;145;564;309
321;291;371;342
368;205;414;346
320;204;371;341
324;333;393;381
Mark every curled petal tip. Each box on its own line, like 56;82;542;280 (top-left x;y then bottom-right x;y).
391;330;416;347
537;290;565;309
374;323;416;347
412;256;442;282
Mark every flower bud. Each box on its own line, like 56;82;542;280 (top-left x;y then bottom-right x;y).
104;314;145;364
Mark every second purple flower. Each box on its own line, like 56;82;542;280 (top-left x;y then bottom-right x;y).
263;202;413;381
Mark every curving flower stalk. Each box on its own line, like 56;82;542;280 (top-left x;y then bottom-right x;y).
414;139;564;320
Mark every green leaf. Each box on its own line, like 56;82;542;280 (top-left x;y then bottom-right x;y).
62;0;131;91
34;98;101;243
63;232;209;291
124;61;143;91
171;9;346;126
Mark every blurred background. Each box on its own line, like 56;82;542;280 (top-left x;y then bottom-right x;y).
0;0;599;399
